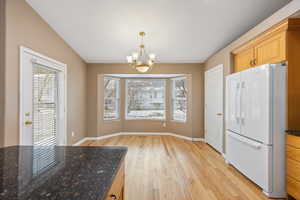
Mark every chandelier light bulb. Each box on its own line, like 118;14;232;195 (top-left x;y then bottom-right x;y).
148;60;153;66
127;56;133;63
132;52;139;60
149;53;156;60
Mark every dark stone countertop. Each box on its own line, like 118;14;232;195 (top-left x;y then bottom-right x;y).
0;145;127;200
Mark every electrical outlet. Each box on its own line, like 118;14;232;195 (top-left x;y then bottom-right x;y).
71;131;75;137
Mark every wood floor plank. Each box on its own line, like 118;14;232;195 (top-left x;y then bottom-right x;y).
81;135;284;200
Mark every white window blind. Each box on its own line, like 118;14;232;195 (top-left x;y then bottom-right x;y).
104;77;120;120
126;79;165;120
171;77;188;122
32;146;57;177
33;65;58;146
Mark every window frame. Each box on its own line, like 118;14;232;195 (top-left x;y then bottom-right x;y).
171;76;188;123
103;76;120;121
125;78;166;121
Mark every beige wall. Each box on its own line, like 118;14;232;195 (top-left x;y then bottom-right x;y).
3;0;87;146
0;0;6;147
87;63;204;139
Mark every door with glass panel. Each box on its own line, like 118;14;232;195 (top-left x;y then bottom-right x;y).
20;47;66;146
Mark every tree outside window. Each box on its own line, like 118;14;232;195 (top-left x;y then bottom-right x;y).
104;77;120;120
171;77;188;122
126;79;165;120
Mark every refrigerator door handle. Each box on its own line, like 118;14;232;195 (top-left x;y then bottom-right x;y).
240;81;245;126
228;132;262;149
235;82;240;123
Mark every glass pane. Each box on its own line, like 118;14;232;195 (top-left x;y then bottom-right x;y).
172;78;187;121
126;80;165;120
33;66;58;146
104;78;119;120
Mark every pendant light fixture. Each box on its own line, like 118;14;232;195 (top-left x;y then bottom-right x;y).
127;32;156;73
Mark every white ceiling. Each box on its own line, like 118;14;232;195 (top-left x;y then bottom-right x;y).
26;0;291;63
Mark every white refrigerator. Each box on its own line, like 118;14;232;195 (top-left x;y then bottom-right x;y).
225;64;286;198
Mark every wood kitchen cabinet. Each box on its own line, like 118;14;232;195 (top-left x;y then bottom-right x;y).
234;48;254;72
105;162;125;200
232;18;300;131
254;31;286;66
232;19;294;72
286;134;300;200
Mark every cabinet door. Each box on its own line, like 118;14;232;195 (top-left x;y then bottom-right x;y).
255;32;286;65
234;48;254;72
105;163;125;200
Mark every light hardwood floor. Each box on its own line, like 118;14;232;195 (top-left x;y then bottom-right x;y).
81;135;284;200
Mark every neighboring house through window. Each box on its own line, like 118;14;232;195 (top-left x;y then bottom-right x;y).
126;79;166;120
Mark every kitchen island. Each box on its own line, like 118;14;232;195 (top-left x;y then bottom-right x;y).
0;146;127;200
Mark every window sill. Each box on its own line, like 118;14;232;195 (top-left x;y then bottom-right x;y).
125;118;166;121
103;119;121;123
170;120;187;123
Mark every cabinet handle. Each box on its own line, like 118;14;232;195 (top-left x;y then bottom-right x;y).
110;194;117;200
250;60;253;66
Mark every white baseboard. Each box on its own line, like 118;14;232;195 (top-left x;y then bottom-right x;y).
73;132;205;146
222;153;226;159
193;138;205;142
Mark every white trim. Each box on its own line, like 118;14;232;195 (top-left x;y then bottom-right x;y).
221;153;227;161
73;132;205;146
20;47;67;68
19;46;67;146
205;64;224;74
193;137;206;142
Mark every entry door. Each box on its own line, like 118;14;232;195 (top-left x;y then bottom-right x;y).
20;47;66;146
205;65;224;153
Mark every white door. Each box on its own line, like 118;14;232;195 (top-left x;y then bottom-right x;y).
240;65;271;144
205;64;224;152
226;72;241;134
20;47;66;146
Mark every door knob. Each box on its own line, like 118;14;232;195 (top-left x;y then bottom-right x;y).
25;121;33;125
110;194;117;200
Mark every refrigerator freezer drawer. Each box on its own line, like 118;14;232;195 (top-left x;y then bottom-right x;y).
226;131;272;193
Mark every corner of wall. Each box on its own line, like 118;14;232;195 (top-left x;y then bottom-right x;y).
0;0;6;147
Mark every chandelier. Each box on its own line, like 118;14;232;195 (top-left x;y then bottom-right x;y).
127;32;156;73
